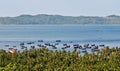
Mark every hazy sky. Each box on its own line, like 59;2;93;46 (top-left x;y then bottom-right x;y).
0;0;119;17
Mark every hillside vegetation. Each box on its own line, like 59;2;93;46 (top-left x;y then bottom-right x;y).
0;47;120;71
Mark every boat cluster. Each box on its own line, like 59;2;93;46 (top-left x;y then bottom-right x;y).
3;40;110;53
62;43;105;53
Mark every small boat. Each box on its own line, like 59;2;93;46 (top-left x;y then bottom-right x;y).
9;48;13;50
8;49;16;53
63;43;67;46
45;43;51;46
27;42;34;44
52;46;57;49
91;49;100;52
20;43;24;46
82;49;87;53
13;46;16;47
38;40;43;42
64;45;70;49
5;45;9;47
31;46;35;49
99;44;105;47
37;44;41;47
21;46;27;49
78;45;82;49
56;40;61;42
83;44;89;48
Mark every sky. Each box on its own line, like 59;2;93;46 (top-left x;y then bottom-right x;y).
0;0;119;17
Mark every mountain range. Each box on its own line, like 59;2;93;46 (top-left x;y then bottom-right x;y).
0;14;120;24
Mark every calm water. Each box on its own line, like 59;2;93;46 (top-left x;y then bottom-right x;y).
0;24;120;50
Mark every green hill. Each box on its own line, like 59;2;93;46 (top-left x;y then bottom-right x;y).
0;14;120;24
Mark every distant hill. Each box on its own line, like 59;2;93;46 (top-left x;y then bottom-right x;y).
0;14;120;24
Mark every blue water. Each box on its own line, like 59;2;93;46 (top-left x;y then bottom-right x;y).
0;24;120;50
0;25;120;41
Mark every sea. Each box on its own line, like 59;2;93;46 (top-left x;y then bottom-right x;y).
0;24;120;51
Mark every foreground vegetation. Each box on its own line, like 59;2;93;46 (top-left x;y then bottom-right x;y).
0;47;120;71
